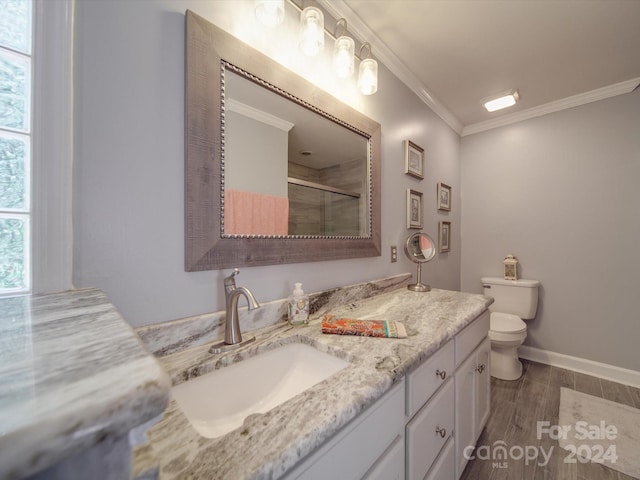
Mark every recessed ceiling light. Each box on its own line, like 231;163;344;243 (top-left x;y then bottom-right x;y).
483;90;520;112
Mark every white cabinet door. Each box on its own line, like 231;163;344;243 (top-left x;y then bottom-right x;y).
475;337;491;436
455;335;491;479
454;350;476;478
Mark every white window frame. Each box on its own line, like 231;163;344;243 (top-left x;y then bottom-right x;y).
0;2;33;295
30;0;74;294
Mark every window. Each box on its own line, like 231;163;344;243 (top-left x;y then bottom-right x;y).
0;0;32;294
0;0;73;296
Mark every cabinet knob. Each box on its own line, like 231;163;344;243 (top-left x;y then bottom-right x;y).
435;369;447;380
435;426;446;438
476;364;486;374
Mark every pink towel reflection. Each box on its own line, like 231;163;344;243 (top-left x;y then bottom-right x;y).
225;189;289;235
419;235;432;250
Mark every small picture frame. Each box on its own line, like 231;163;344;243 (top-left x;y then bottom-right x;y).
407;189;423;229
404;140;424;179
437;182;452;211
439;221;451;253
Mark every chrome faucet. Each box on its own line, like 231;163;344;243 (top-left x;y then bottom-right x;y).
210;268;260;353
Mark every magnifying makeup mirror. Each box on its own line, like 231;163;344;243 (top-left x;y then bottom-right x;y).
404;232;436;292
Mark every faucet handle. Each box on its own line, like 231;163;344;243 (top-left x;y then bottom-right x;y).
224;268;240;288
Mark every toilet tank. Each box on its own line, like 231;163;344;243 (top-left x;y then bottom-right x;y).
481;277;540;319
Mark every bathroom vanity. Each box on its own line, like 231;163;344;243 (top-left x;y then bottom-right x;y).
282;310;490;480
134;285;493;479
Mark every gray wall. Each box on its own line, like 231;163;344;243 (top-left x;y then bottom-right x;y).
225;112;288;196
73;0;461;327
460;90;640;371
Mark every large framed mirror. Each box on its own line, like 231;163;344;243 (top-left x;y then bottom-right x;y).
185;10;381;271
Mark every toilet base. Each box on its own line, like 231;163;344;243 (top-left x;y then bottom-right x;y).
490;344;523;381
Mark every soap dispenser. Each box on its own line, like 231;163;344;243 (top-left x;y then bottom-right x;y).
288;282;309;325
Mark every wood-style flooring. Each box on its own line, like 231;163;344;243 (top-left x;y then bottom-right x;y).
460;359;640;480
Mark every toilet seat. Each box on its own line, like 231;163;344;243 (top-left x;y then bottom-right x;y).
488;312;527;346
490;312;526;334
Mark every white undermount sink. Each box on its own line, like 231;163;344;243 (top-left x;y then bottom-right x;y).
171;342;350;439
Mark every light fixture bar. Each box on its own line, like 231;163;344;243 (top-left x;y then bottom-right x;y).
288;0;366;61
483;90;520;112
288;0;377;94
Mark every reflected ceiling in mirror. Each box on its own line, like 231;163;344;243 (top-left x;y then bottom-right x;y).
223;67;370;237
185;11;381;271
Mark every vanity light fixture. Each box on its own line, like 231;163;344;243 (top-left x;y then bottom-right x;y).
483;89;520;112
254;0;285;28
299;3;324;57
265;1;378;94
358;43;378;95
333;19;355;78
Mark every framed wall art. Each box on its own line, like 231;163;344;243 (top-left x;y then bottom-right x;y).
407;189;423;229
439;221;451;253
404;140;424;179
437;182;451;211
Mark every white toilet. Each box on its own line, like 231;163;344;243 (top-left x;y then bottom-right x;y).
481;277;540;381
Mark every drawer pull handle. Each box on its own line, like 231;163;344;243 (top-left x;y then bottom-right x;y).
476;364;486;374
435;427;446;438
435;369;447;380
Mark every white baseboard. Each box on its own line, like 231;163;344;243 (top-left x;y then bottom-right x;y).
519;345;640;389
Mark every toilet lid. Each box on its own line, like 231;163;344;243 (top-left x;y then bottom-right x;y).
490;312;527;333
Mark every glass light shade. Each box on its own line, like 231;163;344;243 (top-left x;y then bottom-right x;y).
254;0;285;28
358;58;378;95
333;36;355;78
483;90;519;112
299;6;324;57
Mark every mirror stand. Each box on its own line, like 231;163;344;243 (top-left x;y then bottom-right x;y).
404;232;437;293
408;262;430;292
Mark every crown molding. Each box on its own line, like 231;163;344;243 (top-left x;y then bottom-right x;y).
319;0;464;135
462;77;640;136
317;1;638;138
226;98;295;132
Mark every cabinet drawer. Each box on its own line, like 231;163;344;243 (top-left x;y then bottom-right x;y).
425;437;455;480
362;435;404;480
406;340;454;417
455;310;489;367
285;378;405;479
405;379;454;480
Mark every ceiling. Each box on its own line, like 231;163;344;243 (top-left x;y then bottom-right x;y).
227;69;366;170
326;0;640;135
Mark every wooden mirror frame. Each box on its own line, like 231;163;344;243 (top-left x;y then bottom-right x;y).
185;10;381;271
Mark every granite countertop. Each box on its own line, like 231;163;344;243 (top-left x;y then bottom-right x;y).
136;287;493;479
0;288;171;479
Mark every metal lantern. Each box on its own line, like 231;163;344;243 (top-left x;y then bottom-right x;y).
503;254;518;280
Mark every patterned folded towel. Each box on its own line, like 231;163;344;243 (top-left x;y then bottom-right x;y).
321;314;407;338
